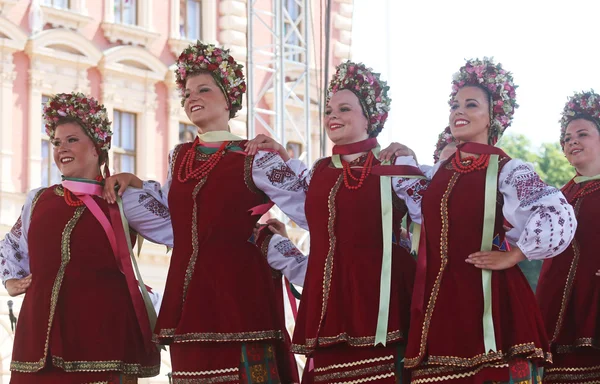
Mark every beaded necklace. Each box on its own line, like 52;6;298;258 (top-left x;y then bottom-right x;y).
64;175;104;207
341;151;375;190
451;150;490;174
177;140;228;183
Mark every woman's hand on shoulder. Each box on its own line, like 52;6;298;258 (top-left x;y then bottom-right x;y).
5;274;32;296
246;134;289;161
102;173;142;204
379;142;417;164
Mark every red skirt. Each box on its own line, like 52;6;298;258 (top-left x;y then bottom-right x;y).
543;348;600;383
10;368;136;384
302;344;405;384
170;342;288;384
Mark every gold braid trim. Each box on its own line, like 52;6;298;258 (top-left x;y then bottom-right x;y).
51;356;159;377
30;187;48;219
292;330;404;354
316;175;343;343
551;199;583;343
172;330;282;343
314;363;395;382
11;207;86;373
555;337;600;353
182;177;208;302
405;172;459;368
173;376;240;384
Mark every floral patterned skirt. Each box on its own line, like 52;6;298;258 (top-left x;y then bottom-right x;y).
169;342;284;384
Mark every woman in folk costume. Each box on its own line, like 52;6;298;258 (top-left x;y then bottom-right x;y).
269;61;425;384
536;90;600;383
103;41;311;383
0;92;170;384
404;58;576;384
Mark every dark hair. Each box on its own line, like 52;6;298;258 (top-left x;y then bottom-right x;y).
55;116;107;166
185;71;236;119
570;114;600;131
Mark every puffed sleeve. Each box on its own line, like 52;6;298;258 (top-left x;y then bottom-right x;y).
499;159;576;260
121;188;173;248
0;188;44;285
251;151;310;230
255;229;308;287
391;156;429;224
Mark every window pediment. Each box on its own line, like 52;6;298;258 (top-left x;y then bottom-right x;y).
40;4;93;30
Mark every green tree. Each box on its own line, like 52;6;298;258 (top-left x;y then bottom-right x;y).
498;133;537;164
536;142;574;188
499;133;574;188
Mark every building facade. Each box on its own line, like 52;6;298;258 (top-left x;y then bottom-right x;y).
0;0;353;381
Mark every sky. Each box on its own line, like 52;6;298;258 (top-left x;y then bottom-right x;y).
351;0;600;165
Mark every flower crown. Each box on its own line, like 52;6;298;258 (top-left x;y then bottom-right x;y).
433;126;456;162
175;41;246;116
43;92;112;154
560;90;600;144
450;57;518;143
327;61;391;136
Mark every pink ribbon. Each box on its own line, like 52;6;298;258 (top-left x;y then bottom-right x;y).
62;179;155;353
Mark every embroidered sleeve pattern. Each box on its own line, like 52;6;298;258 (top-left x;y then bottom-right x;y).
0;216;29;283
267;235;308;286
500;159;576;260
122;188;174;248
391;156;427;224
0;188;43;285
252;151;308;230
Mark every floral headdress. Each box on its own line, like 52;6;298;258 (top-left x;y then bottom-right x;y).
450;57;518;144
433;126;457;162
43;92;112;157
327;61;391;137
560;90;600;145
175;41;246;117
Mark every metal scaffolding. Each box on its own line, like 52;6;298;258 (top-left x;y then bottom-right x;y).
246;0;314;165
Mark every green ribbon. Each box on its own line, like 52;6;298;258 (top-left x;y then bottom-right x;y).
331;148;426;346
61;176;103;186
197;145;245;154
116;197;163;351
574;174;600;183
481;154;499;353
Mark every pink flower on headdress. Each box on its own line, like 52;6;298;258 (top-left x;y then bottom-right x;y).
57;110;67;117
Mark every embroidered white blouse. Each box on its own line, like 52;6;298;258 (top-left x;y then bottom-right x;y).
428;158;577;260
0;186;171;310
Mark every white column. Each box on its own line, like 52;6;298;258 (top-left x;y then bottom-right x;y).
168;90;182;152
0;48;16;193
27;68;45;190
170;0;181;38
137;91;158;180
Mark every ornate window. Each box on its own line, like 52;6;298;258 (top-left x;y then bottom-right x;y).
25;28;102;190
114;0;137;25
102;0;158;47
180;0;202;41
112;110;137;174
168;0;216;56
41;0;69;8
100;45;168;180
